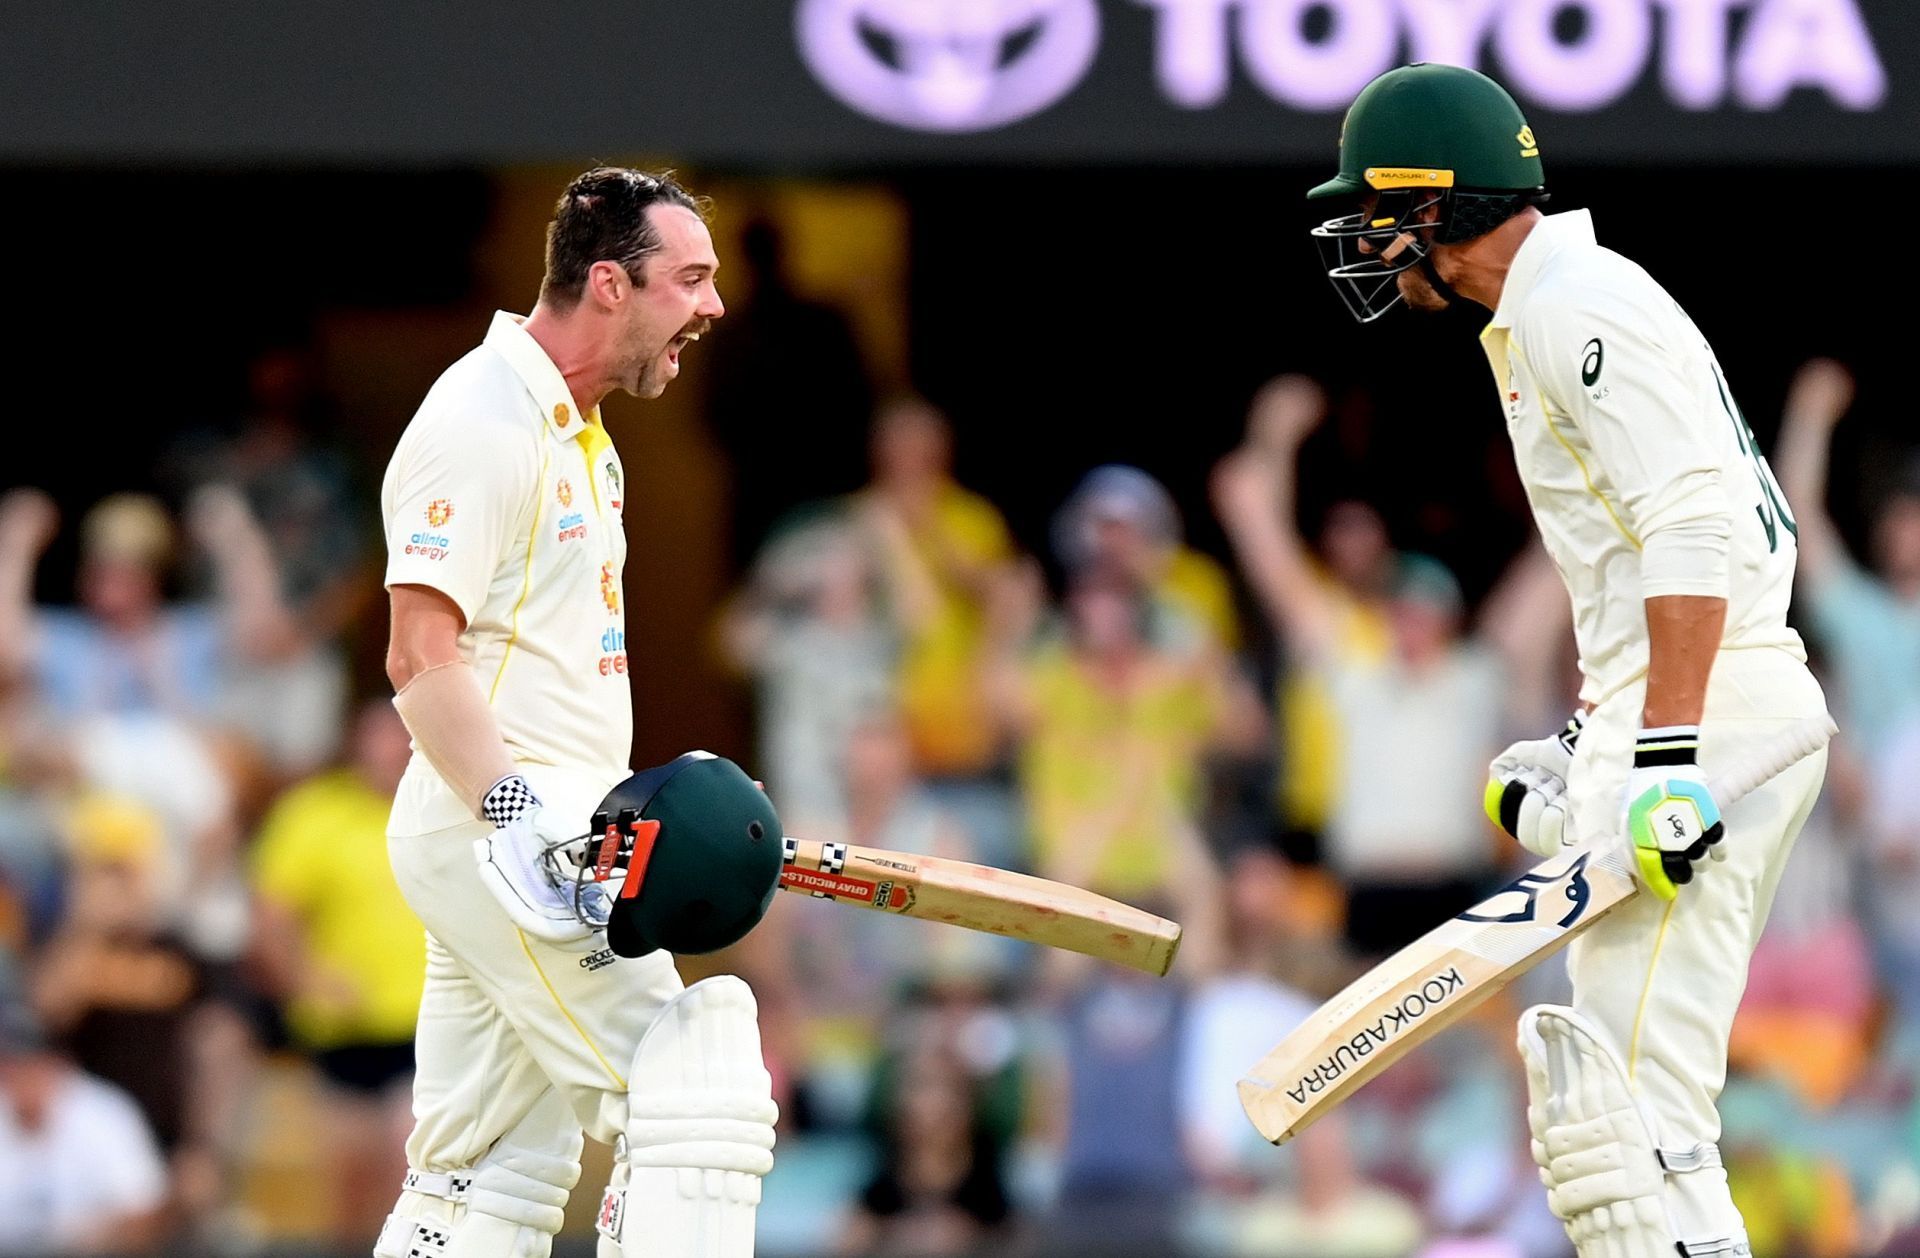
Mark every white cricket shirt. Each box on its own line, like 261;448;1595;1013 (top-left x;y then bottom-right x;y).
383;312;630;832
1481;211;1804;707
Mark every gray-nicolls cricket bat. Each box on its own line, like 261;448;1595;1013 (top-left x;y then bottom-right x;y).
778;837;1183;977
1237;713;1836;1144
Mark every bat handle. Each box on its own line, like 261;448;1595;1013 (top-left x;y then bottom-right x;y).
1707;714;1837;807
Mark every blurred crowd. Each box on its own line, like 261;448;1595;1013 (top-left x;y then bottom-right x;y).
1;338;1917;1258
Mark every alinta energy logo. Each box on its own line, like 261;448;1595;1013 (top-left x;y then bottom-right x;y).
798;0;1885;132
797;0;1101;133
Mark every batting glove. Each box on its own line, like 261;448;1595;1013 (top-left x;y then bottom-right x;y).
473;774;607;943
1623;725;1725;901
1485;711;1583;859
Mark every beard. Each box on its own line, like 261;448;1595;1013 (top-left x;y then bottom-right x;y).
630;354;671;399
1396;263;1452;313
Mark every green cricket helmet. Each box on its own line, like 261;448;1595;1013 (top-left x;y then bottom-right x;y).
550;752;784;958
1310;63;1548;323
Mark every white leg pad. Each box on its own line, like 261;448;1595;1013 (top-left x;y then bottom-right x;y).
374;1128;583;1258
605;975;778;1258
1518;1004;1679;1258
375;1190;460;1258
1518;1005;1752;1258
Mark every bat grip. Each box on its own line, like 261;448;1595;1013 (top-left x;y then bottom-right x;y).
1706;714;1837;807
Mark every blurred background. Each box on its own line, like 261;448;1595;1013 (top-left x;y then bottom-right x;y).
2;2;1919;1255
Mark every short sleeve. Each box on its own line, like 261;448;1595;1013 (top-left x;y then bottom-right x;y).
1522;286;1733;600
382;414;539;625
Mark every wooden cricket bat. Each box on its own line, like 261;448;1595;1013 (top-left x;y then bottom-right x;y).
1237;714;1836;1145
778;837;1182;976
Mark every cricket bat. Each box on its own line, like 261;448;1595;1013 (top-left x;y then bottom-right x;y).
778;837;1183;977
1237;714;1836;1145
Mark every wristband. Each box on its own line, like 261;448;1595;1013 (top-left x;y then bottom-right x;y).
1633;725;1700;769
482;774;542;827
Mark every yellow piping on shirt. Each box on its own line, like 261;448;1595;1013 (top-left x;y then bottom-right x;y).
1510;344;1642;552
516;929;628;1090
578;419;612;515
1627;897;1677;1081
489;447;551;703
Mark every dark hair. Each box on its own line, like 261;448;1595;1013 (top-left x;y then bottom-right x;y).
540;167;706;309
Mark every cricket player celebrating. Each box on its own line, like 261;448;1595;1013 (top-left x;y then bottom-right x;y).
376;168;782;1258
1306;66;1829;1256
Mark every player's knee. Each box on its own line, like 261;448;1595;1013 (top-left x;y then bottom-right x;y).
600;976;776;1255
1518;1004;1745;1257
468;1133;584;1234
375;1130;583;1258
1519;1007;1670;1230
627;975;777;1172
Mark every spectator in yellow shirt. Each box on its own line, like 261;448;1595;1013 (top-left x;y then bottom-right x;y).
1052;464;1242;656
987;563;1261;969
856;399;1016;779
1209;380;1398;850
250;699;422;1249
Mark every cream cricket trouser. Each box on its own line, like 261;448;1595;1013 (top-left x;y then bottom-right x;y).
1563;646;1829;1239
389;815;686;1169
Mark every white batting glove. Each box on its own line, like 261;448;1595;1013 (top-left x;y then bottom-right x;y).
473;775;606;943
1485;711;1583;859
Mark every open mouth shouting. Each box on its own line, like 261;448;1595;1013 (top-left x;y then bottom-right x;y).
665;320;710;372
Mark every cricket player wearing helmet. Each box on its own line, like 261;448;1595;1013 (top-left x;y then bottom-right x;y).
1309;65;1831;1256
377;168;783;1258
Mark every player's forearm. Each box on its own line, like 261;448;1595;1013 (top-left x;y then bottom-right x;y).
387;585;518;818
392;661;518;819
1641;594;1727;728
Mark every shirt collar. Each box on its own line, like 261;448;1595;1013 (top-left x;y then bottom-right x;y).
1487;209;1596;331
484;311;599;441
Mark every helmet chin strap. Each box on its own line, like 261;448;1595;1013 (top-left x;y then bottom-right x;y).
1418;252;1463;308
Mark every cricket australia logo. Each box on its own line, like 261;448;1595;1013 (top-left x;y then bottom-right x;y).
1458;850;1593;930
796;0;1100;133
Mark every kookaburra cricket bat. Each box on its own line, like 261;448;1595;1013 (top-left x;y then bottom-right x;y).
1237;714;1836;1144
778;837;1182;977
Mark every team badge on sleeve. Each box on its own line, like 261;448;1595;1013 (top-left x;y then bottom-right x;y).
556;478;573;508
425;499;454;527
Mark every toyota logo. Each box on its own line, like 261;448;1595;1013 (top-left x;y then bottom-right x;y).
797;0;1101;133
